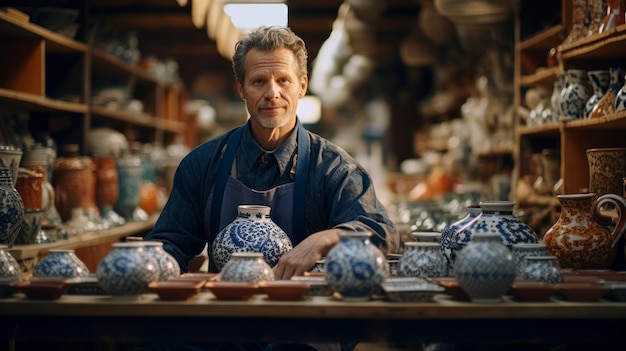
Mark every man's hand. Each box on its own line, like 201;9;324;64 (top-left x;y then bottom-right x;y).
272;229;341;280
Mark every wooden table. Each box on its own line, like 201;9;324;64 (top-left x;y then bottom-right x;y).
1;292;626;348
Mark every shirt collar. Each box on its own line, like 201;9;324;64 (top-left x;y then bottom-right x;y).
240;120;298;175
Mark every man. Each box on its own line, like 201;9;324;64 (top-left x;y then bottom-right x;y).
146;26;398;282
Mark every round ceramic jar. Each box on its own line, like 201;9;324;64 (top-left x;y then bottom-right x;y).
96;242;159;299
219;252;274;283
212;205;292;270
0;245;21;283
511;243;549;278
454;233;516;303
324;230;388;301
32;249;89;278
520;256;564;284
142;241;180;281
439;205;482;273
398;242;448;278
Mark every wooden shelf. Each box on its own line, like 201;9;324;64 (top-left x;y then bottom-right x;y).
518;25;564;51
0;12;87;53
560;23;626;60
0;88;87;113
520;67;559;87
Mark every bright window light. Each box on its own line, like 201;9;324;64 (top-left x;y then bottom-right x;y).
224;3;288;31
297;96;322;124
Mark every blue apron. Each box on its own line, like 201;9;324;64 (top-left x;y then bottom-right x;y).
205;120;310;273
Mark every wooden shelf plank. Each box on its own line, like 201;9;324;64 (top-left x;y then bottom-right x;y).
560;23;626;60
518;24;564;50
0;88;87;113
520;67;559;87
0;12;87;53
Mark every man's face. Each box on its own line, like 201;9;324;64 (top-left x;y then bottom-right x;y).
237;48;307;129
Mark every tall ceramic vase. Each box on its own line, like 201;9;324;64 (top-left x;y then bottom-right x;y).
543;193;626;269
585;70;610;118
94;156;125;227
212;205;292;270
586;147;626;198
324;230;388;301
0;244;21;283
590;67;622;118
115;151;144;221
0;167;24;246
559;69;590;120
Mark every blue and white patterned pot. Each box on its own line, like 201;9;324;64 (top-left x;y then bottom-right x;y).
14;209;45;245
454;233;516;303
521;256;564;284
585;70;610;117
212;205;292;270
33;249;89;278
142;241;180;281
511;243;548;278
469;201;538;249
114;152;143;220
96;242;159;299
219;252;274;282
615;73;626;112
324;230;388;301
559;69;590;120
398;242;448;278
0;167;24;246
439;205;482;273
0;244;21;283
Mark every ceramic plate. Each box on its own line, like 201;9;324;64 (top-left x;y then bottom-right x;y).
259;280;310;301
17;279;69;300
149;280;204;301
205;281;259;301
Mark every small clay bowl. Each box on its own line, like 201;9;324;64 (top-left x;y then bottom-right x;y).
509;281;560;302
562;275;604;284
259;280;310;301
205;281;259;301
17;279;68;300
558;283;610;302
149;280;204;301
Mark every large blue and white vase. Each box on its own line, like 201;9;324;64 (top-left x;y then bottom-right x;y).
439;205;482;273
33;249;89;278
0;167;24;246
469;201;538;249
96;241;159;300
559;69;590;120
219;252;274;282
142;241;180;281
398;242;448;278
324;230;388;301
454;233;516;303
585;69;610;118
0;244;21;283
212;205;292;270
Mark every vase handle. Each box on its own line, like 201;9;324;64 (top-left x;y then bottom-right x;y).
594;193;626;248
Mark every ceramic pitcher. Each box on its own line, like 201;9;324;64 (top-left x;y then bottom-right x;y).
543;193;626;269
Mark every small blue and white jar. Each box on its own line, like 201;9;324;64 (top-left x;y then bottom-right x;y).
398;242;448;278
511;243;548;278
33;249;89;278
520;256;563;284
96;242;159;299
142;241;180;281
439;205;482;273
0;244;21;283
469;201;538;249
212;205;292;270
324;230;388;301
454;233;516;303
219;252;274;282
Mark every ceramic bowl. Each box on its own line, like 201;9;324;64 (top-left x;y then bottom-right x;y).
558;283;610;302
205;281;259;301
291;276;332;296
149;280;204;301
509;281;560;302
17;279;69;300
259;280;310;301
381;280;444;302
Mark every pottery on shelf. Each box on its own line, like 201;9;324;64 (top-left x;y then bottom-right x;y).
324;230;388;301
219;251;274;283
585;70;610;118
559;69;590;120
439;205;482;273
0;244;21;283
212;205;292;271
0;145;23;187
615;74;626;112
586;147;626;198
14;209;45;245
398;242;448;278
589;67;622;118
0;167;24;246
114;150;144;220
520;256;564;284
511;243;549;278
32;249;89;278
142;240;180;281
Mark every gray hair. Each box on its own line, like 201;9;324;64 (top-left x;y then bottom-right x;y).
232;26;308;84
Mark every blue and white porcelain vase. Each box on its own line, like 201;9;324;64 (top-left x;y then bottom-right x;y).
511;243;548;278
398;242;448;278
0;167;24;246
615;73;626;112
96;241;159;299
219;251;274;282
439;205;482;273
114;151;144;220
585;69;610;117
33;249;89;278
454;233;516;303
142;241;180;281
212;205;292;270
520;256;563;284
469;201;538;249
559;69;590;120
0;244;21;283
324;230;388;301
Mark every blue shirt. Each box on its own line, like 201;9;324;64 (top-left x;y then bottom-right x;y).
146;121;399;272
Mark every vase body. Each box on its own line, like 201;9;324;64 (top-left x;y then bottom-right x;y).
21;143;62;227
53;144;89;222
94;156;124;227
398;242;448;278
324;230;388;301
115;151;143;220
0;167;24;246
559;69;590;120
585;69;610;117
439;205;482;273
511;243;549;278
219;252;274;282
33;249;89;278
590;67;621;118
615;74;626;112
520;256;564;284
454;233;516;303
0;145;22;187
96;242;159;299
470;201;538;248
0;244;21;283
142;241;180;281
587;147;626;198
543;193;626;269
212;205;292;270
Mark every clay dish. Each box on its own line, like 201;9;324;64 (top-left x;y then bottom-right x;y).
149;280;204;301
562;275;604;284
558;283;610;302
205;281;259;301
168;273;218;286
259;280;310;301
510;281;560;302
17;279;68;300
